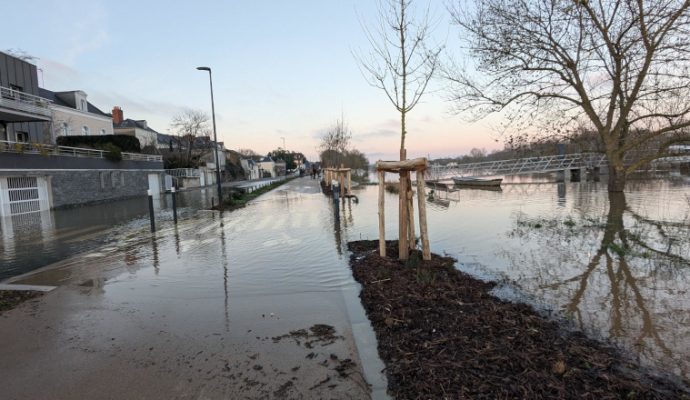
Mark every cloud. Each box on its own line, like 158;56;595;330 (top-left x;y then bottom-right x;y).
353;129;397;141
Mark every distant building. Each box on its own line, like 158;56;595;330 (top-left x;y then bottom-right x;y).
257;156;276;178
240;158;260;180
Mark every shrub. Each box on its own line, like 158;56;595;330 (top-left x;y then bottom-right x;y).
103;143;122;162
56;135;141;152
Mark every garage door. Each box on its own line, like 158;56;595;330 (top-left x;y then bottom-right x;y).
0;176;51;217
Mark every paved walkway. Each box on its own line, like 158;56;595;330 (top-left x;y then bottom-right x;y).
0;177;386;399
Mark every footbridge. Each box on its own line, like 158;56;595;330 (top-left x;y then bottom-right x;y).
428;152;690;180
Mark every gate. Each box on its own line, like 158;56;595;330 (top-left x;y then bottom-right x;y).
0;176;51;217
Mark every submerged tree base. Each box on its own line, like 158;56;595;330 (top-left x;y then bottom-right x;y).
347;240;689;399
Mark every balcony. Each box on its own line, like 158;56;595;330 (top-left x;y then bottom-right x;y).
0;86;52;122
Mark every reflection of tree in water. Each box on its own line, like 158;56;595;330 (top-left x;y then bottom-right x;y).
504;192;690;379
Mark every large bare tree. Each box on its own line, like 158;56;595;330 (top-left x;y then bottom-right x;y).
447;0;690;191
356;0;442;160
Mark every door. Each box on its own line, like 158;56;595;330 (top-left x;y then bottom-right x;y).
148;173;161;198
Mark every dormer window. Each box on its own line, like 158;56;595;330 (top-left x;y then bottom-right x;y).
80;99;87;111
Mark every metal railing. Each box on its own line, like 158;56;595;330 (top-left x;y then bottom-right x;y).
0;140;163;162
165;168;200;178
429;151;690;179
0;86;52;119
429;153;611;179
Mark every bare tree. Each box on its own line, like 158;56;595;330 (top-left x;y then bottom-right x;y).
237;148;259;158
446;0;690;192
170;109;210;166
319;117;352;167
356;0;442;160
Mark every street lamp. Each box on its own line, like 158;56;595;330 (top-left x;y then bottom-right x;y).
196;66;223;206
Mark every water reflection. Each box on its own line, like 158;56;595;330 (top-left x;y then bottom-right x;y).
0;188;217;281
504;191;690;379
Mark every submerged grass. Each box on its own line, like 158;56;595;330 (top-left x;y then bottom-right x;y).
216;177;295;210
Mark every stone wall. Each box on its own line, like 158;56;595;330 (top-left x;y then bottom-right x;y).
0;169;164;209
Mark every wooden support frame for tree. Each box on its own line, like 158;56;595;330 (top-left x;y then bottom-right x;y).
375;157;431;261
322;167;353;197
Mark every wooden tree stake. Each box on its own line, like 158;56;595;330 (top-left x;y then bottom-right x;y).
416;170;431;260
398;171;409;260
378;170;386;257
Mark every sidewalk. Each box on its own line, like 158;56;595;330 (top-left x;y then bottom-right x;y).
0;177;386;399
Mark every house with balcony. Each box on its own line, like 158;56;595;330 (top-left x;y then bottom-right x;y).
0;51;52;143
39;88;113;141
0;51;165;218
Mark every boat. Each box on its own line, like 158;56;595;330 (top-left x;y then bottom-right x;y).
451;176;503;187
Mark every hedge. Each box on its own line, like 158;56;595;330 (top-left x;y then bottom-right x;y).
56;135;141;153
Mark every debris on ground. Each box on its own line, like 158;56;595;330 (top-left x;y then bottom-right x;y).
0;290;43;314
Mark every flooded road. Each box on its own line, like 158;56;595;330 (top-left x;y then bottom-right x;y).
0;178;387;399
340;174;690;383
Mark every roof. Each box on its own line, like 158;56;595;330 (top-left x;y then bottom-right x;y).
114;118;161;134
38;88;109;117
259;156;274;163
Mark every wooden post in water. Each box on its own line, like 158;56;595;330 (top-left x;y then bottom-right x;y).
347;170;351;196
416;170;431;260
340;171;345;198
378;170;386;257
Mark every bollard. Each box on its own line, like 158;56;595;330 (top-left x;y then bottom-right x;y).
147;190;156;232
171;187;178;224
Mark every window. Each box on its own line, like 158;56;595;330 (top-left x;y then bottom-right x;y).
16;132;28;142
62;122;69;136
100;129;106;136
82;126;89;136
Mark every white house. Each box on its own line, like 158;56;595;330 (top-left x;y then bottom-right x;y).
240;158;260;180
257;157;276;178
39;89;113;142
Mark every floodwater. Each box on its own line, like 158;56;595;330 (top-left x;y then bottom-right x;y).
1;178;387;398
343;173;690;383
2;172;689;387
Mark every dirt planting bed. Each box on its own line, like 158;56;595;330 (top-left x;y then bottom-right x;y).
348;240;689;399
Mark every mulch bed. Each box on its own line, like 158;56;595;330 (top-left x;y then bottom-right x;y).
0;290;43;314
348;240;690;399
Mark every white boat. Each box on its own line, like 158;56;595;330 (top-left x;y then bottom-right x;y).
451;176;503;187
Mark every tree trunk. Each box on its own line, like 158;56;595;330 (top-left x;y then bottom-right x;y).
607;164;626;192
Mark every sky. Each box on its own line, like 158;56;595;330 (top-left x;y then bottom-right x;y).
2;0;501;162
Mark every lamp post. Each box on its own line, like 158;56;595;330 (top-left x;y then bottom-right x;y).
196;66;223;206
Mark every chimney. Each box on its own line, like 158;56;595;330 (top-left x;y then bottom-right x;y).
112;106;123;125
